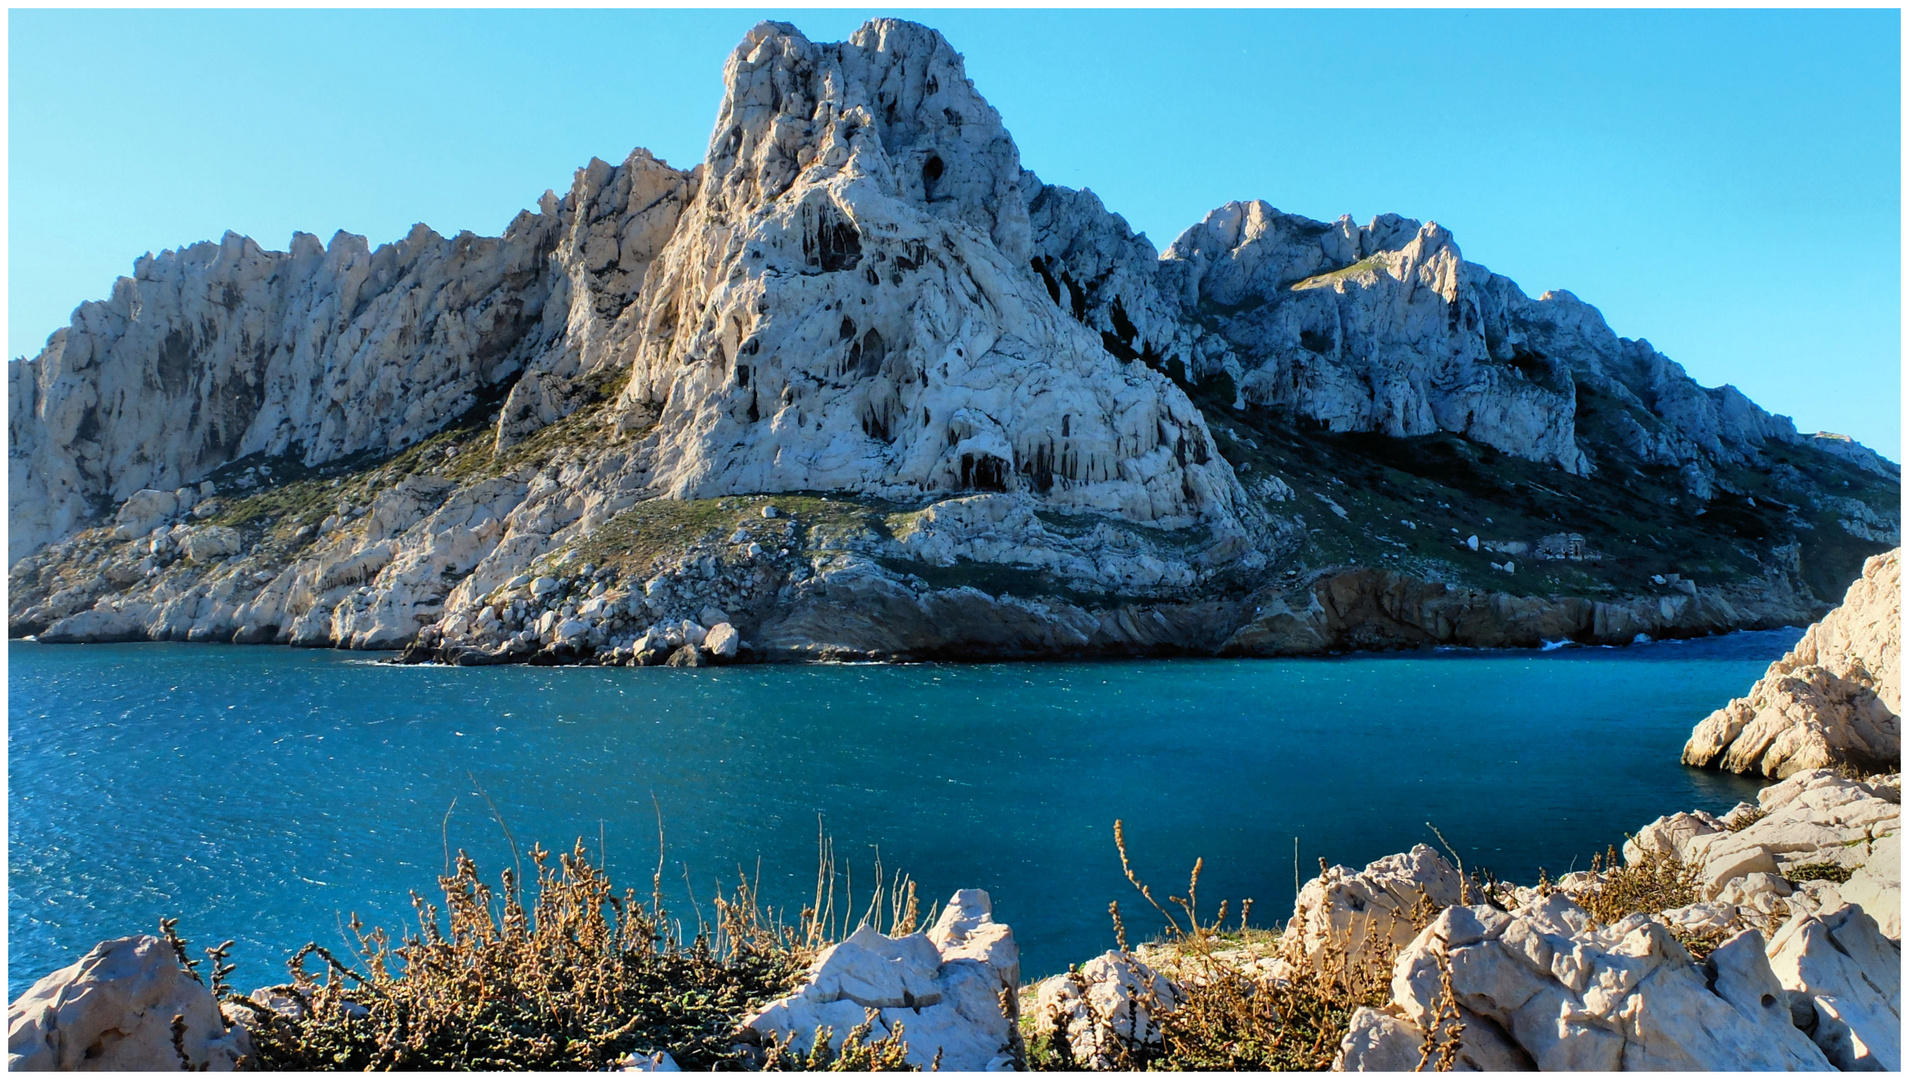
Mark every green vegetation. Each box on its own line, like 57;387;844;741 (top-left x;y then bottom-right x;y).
1289;255;1390;292
1186;373;1897;603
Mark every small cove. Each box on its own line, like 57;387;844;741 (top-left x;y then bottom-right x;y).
6;632;1786;997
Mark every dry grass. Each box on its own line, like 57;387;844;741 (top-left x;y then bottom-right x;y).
231;841;813;1070
1574;846;1701;928
1023;822;1439;1072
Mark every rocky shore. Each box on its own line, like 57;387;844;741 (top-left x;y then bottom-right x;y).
8;18;1897;665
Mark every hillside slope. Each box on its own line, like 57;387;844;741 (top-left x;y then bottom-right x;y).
9;19;1898;662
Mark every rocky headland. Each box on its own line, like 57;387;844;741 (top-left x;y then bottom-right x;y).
8;18;1900;664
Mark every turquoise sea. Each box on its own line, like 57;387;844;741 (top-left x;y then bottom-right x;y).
7;633;1789;997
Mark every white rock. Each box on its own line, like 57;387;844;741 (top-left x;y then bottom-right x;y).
1840;830;1900;940
1281;843;1462;979
112;489;179;540
704;622;740;658
6;935;252;1070
1385;901;1833;1071
1030;951;1181;1069
741;892;1020;1071
181;526;241;562
530;576;559;597
1686;549;1900;777
1767;902;1901;1070
614;1049;680;1071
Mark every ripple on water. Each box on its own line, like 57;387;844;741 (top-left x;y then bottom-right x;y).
6;630;1793;996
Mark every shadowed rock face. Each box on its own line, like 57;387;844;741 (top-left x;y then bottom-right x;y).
4;18;1899;662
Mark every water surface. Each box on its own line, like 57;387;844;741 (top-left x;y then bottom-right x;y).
8;633;1786;996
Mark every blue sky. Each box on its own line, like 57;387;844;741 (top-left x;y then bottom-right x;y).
10;9;1901;458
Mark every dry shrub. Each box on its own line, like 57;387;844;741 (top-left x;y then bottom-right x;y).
1575;845;1701;927
235;840;814;1070
1029;823;1435;1071
757;1010;920;1072
1786;862;1854;884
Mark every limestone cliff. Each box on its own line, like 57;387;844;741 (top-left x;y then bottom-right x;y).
7;19;1899;663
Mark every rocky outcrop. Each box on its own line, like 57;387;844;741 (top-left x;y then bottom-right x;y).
1276;844;1462;979
1226;564;1820;656
616;21;1246;534
7;935;251;1071
8;17;1898;663
1626;769;1900;909
1768;902;1902;1069
1347;898;1844;1071
1686;549;1901;777
7;149;693;565
738;890;1021;1071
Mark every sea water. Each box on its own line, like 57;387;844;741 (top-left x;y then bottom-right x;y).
7;631;1789;996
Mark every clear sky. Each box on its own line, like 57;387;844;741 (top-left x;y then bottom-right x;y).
10;8;1901;459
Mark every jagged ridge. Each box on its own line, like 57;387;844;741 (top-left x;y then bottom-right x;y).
7;18;1899;663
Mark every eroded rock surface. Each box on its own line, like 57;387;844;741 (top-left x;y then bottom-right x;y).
739;890;1021;1071
1686;549;1901;778
6;935;251;1071
8;18;1897;663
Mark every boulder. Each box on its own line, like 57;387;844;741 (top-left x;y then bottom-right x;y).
1335;1002;1533;1072
1280;843;1462;979
1673;769;1900;900
614;1049;681;1071
181;526;242;563
1029;951;1182;1069
7;935;252;1070
111;489;179;540
740;891;1020;1071
1685;549;1900;778
1767;903;1902;1070
703;622;740;658
664;643;706;668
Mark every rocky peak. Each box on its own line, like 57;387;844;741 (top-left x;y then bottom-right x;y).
614;18;1245;529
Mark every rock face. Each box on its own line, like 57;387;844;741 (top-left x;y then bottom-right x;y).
1352;897;1840;1071
1768;902;1902;1070
8;148;694;565
1686;549;1901;777
8;17;1899;663
618;21;1246;533
6;935;251;1071
739;890;1021;1071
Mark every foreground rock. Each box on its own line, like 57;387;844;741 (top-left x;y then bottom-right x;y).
1768;902;1902;1070
1686;549;1901;778
6;935;251;1070
1625;768;1901;921
1276;844;1462;978
1345;896;1843;1071
739;889;1021;1070
1029;950;1183;1069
